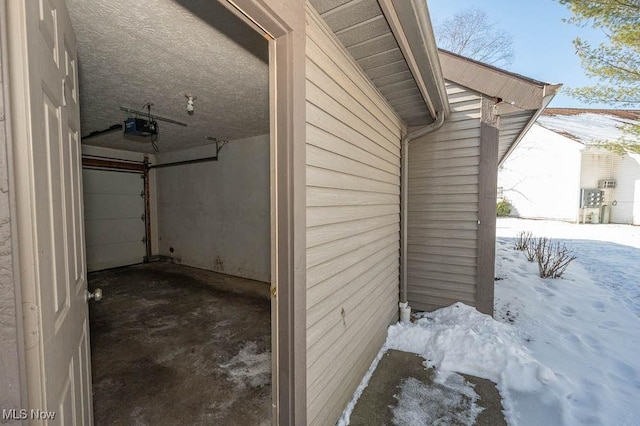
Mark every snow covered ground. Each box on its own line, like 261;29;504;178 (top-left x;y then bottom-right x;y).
339;218;640;425
495;218;640;425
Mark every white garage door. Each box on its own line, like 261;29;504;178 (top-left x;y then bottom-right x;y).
83;168;146;271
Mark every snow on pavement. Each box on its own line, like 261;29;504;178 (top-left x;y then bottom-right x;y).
392;373;483;425
339;218;640;425
338;302;553;425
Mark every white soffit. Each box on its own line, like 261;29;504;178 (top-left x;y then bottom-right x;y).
309;0;438;127
67;0;269;153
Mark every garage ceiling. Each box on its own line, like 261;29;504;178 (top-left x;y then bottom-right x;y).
68;0;269;153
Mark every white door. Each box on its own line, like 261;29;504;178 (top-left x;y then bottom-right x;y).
7;0;93;423
83;169;146;271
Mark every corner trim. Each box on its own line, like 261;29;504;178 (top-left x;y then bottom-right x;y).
477;117;499;316
224;1;308;424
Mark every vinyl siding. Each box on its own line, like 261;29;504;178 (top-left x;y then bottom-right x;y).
610;154;640;225
580;151;615;188
305;6;403;425
580;151;616;223
407;82;482;312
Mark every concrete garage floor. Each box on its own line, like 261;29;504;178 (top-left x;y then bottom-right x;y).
88;262;272;426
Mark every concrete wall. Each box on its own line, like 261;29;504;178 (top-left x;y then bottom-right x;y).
305;8;403;425
0;34;24;420
155;135;270;282
498;124;583;221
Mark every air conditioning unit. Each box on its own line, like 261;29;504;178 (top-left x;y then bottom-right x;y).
598;179;616;189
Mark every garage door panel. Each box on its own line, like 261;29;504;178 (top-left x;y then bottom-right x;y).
86;242;146;272
82;169;144;194
85;218;145;247
83;193;145;220
83;168;146;271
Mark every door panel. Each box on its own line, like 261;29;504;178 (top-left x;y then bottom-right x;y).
82;169;146;271
9;0;93;423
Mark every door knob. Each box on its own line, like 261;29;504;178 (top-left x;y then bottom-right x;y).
87;288;103;302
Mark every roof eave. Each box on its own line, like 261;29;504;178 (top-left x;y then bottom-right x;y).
440;49;562;111
498;90;559;167
378;0;449;122
436;50;562;166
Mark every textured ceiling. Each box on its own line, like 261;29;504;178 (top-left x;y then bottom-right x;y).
68;0;269;153
309;0;432;126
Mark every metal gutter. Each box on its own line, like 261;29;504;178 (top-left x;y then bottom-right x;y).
399;111;446;320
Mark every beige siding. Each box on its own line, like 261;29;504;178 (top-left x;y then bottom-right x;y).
305;6;403;425
407;82;482;312
611;154;640;225
580;151;615;223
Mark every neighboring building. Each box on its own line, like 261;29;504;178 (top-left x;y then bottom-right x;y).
1;0;558;424
499;108;640;225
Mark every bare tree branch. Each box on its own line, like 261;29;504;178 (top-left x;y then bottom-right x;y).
434;8;515;67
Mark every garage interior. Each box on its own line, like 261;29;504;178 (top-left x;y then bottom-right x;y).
67;0;273;424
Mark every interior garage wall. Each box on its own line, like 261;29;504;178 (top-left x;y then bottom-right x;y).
305;7;403;425
407;82;482;313
0;35;24;418
155;135;270;282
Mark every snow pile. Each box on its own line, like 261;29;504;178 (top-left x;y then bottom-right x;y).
339;302;561;425
387;304;555;393
384;303;564;424
392;374;482;426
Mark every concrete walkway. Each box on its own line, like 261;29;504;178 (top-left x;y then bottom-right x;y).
350;350;506;425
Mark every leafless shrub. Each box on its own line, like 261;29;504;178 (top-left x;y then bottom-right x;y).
514;231;533;251
524;238;539;262
535;238;577;279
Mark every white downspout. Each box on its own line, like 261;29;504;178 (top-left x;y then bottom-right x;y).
399;111;446;322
